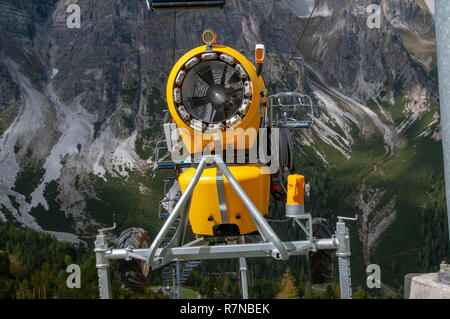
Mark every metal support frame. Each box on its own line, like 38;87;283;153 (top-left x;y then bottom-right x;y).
145;156;209;266
293;214;313;240
239;236;249;299
172;267;176;298
215;156;289;260
335;215;357;299
176;260;181;299
435;1;450;244
94;223;116;299
239;257;249;299
94;155;355;299
148;0;226;12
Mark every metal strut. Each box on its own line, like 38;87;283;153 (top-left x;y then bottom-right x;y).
145;156;209;267
94;222;116;299
239;236;249;299
336;215;357;299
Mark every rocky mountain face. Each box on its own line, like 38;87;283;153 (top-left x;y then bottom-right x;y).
0;0;447;289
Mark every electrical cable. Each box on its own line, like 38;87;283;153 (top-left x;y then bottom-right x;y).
287;0;322;66
270;127;294;201
278;0;322;88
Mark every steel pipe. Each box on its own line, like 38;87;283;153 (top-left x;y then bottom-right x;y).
239;257;249;299
214;155;289;260
106;239;323;262
315;237;338;250
435;0;450;243
146;156;209;266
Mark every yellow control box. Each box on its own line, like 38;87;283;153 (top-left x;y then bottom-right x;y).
286;174;305;205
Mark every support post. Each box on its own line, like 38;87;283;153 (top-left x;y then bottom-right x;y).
146;156;209;266
172;268;176;299
239;257;249;299
95;232;112;299
176;260;182;299
239;236;249;299
435;0;450;244
336;219;352;299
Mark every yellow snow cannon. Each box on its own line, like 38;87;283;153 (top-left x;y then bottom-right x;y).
166;30;270;236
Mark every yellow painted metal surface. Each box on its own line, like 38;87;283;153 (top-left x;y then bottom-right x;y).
178;165;270;236
167;45;266;154
286;174;305;205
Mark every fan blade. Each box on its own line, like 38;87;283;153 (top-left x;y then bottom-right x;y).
228;71;241;84
220;64;228;85
215;106;226;122
208;108;217;123
196;65;215;86
192;96;210;109
227;87;243;95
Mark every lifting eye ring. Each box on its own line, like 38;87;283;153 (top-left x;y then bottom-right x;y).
202;29;216;45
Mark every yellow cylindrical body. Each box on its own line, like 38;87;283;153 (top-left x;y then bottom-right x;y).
178;165;270;236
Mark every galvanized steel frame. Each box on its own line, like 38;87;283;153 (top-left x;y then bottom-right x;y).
95;155;353;299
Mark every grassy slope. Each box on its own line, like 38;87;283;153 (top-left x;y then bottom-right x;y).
84;168;173;238
367;101;448;287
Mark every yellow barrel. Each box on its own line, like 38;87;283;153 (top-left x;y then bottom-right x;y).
286;174;304;205
178;164;270;236
286;174;305;217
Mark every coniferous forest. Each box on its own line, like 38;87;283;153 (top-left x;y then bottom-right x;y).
0;218;408;299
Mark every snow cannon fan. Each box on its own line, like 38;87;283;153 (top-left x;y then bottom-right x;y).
167;29;267;155
166;30;272;237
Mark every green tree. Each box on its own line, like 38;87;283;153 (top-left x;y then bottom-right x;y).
0;278;12;299
321;284;336;299
275;268;299;299
302;281;317;299
353;286;367;299
206;282;214;298
0;252;11;277
221;276;231;297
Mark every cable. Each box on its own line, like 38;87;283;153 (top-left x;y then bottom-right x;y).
287;0;322;66
278;0;322;88
279;127;294;172
272;196;283;219
270;127;294;202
